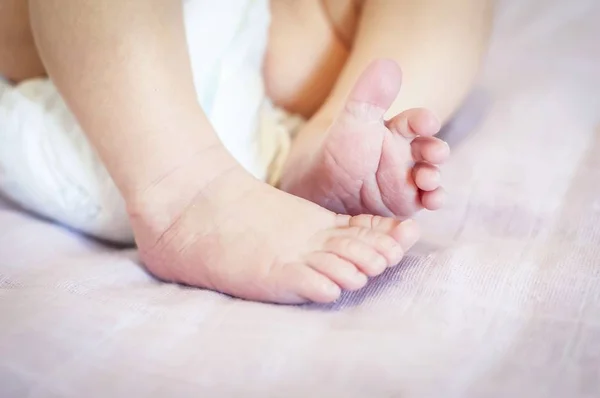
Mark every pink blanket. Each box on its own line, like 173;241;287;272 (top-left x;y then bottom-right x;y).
1;0;600;396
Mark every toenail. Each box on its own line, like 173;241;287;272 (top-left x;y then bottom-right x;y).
325;282;342;297
429;170;441;184
353;272;369;287
389;244;405;264
436;140;450;155
416;168;440;190
424;113;442;133
401;218;417;230
372;254;388;271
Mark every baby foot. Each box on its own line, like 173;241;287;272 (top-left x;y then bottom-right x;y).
129;163;419;304
279;59;449;218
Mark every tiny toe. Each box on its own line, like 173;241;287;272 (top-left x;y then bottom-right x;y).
413;162;440;191
326;236;389;277
282;263;342;303
353;228;405;266
385;108;441;139
421;187;446;210
411;137;450;164
306;252;368;291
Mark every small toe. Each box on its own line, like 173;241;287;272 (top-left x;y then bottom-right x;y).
325;235;389;277
306;252;368;291
420;187;446;210
353;227;405;265
413;162;440;191
411;137;450;164
280;263;342;304
385;108;441;139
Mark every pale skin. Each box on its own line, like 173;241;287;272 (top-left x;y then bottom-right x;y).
1;0;491;303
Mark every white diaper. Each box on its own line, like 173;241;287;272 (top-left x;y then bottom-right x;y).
0;0;296;244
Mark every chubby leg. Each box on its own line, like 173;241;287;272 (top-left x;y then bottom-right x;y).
0;0;45;82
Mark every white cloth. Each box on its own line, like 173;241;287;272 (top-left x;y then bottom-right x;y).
0;0;270;244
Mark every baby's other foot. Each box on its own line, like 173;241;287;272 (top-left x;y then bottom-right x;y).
280;59;449;218
129;164;419;304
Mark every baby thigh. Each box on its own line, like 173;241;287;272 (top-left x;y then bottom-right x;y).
0;0;46;82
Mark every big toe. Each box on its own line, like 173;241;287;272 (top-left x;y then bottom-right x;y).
344;59;402;121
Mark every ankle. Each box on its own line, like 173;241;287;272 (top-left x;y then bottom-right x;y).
125;146;243;228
